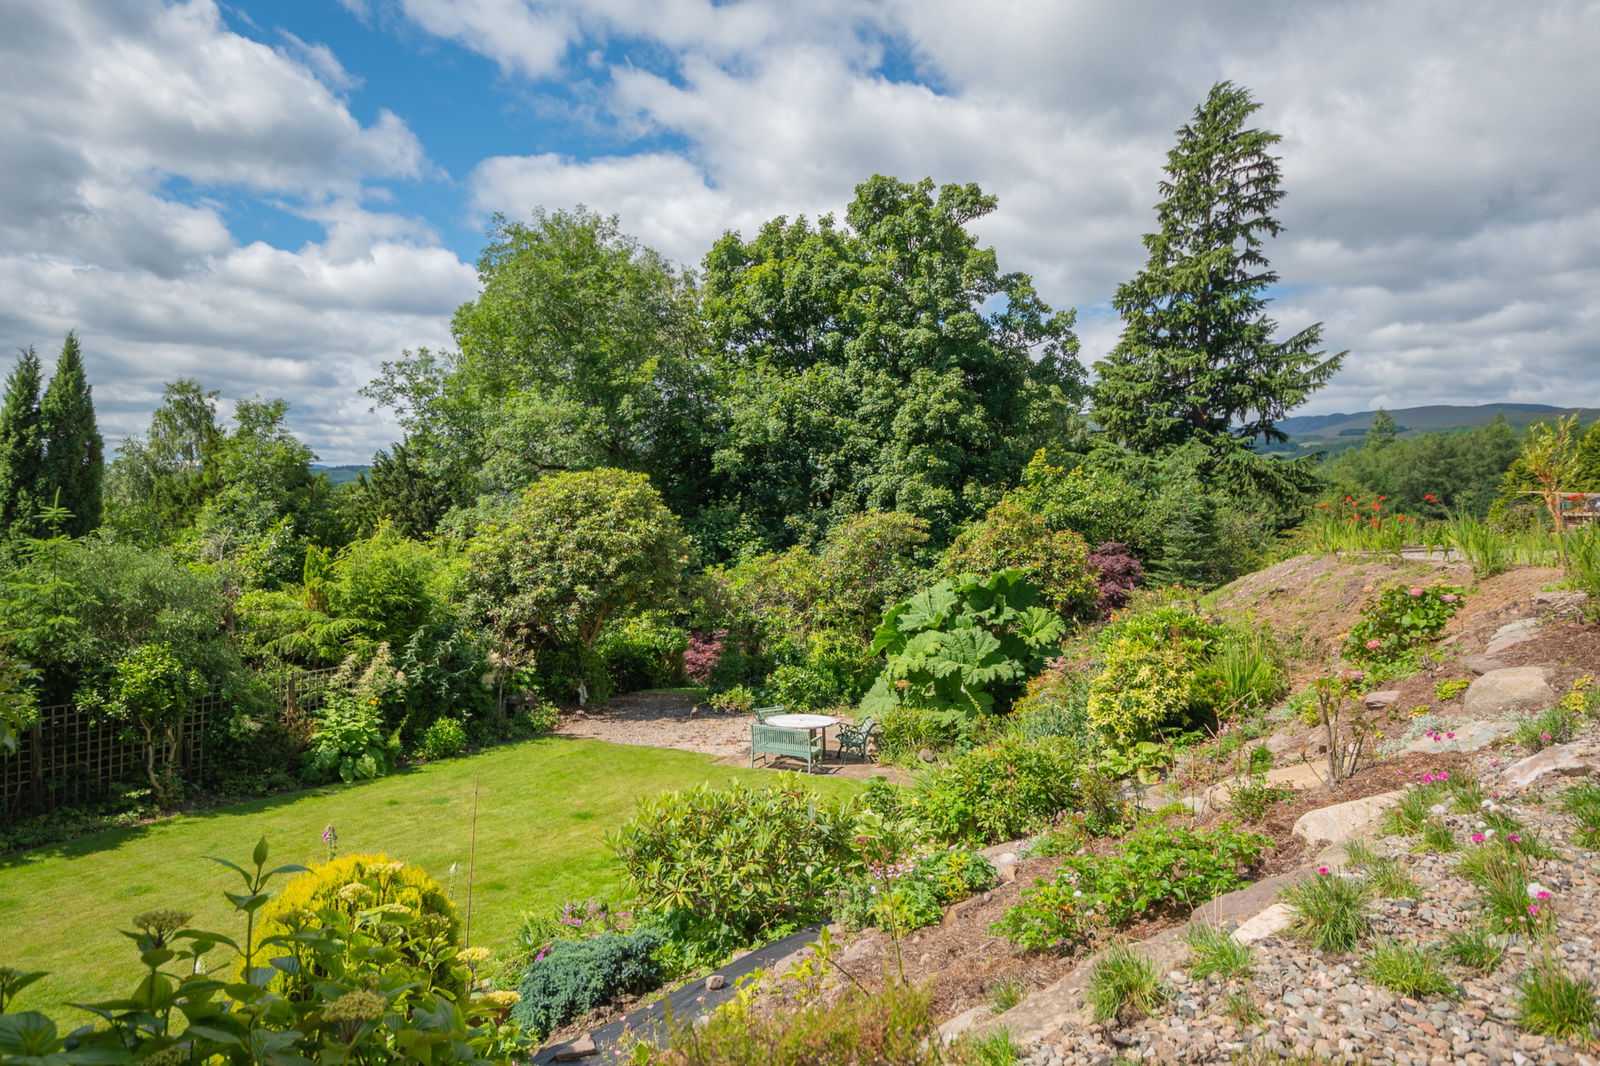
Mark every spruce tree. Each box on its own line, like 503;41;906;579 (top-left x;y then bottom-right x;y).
39;330;104;536
0;348;46;539
1092;81;1344;454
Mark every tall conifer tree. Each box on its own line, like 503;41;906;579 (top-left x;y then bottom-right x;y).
1092;82;1344;454
0;348;46;539
40;330;104;536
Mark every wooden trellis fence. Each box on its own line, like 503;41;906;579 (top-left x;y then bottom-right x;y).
1;665;346;819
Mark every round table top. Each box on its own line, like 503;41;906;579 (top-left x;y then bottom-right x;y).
763;713;838;729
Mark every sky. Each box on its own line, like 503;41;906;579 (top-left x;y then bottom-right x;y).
1;1;1597;465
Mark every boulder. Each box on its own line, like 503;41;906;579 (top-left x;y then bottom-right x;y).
938;1006;993;1042
1485;619;1543;656
553;1034;597;1061
1399;719;1517;755
1231;903;1296;944
705;973;726;991
1499;743;1598;790
1461;655;1508;676
1464;667;1556;718
1363;689;1402;710
1292;791;1405;846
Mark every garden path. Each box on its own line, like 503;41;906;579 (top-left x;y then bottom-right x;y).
552;692;908;782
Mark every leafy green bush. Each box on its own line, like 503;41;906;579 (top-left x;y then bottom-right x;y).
913;736;1085;845
1086;601;1230;742
1345;584;1466;668
95;642;203;798
0;840;524;1064
418;716;468;760
609;781;858;949
307;647;404;782
511;926;666;1040
993;823;1269;951
596;613;689;692
1008;663;1090;739
877;703;963;760
832;848;998;932
941;498;1099;620
861;570;1066;729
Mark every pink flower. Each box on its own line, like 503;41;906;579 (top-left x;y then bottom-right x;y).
1408;587;1424;597
1440;771;1451;779
1527;904;1541;917
1542;733;1553;742
1445;734;1455;740
1537;891;1552;901
1318;866;1330;875
1365;638;1383;650
1472;833;1486;844
1508;833;1522;843
1442;593;1460;603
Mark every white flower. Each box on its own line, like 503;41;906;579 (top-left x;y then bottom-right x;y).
1527;882;1548;898
1073;890;1083;898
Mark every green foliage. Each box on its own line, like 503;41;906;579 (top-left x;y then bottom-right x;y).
1559;780;1600;848
993;823;1268;951
418;716;468;760
1345;583;1466;667
1321;418;1521;519
37;331;103;537
1183;922;1255;981
1364;857;1421;900
0;348;46;540
308;648;405;783
1091;81;1342;455
1518;955;1598;1043
512;927;666;1041
253;850;465;999
1086;946;1171;1024
1201;631;1287;715
862;570;1066;728
609;781;858;948
1009;451;1154;558
940;498;1098;620
98;642;203;796
1362;940;1458;999
1229;775;1293;821
1086;601;1230;742
597;613;690;692
466;469;689;663
1435;679;1471;701
641;980;964;1066
0;841;523;1065
1280;872;1370;952
701;175;1082;551
0;651;34;754
1443;928;1505;974
912;736;1087;845
833;848;998;933
1516;705;1577;753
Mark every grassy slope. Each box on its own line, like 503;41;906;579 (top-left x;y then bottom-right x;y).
0;735;863;1014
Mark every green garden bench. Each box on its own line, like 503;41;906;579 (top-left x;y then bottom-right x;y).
835;716;878;763
750;722;823;773
752;705;787;724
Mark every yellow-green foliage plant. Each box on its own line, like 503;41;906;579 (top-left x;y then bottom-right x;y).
251;852;465;999
1086;599;1231;742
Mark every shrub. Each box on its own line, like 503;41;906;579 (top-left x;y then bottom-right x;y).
1007;663;1090;739
860;570;1067;729
1085;602;1230;742
1434;679;1470;701
1344;584;1466;668
609;781;857;949
913;736;1084;845
307;645;406;783
708;684;755;715
509;699;560;737
682;630;725;685
1229;775;1292;821
1087;946;1170;1024
252;852;464;1000
1087;542;1144;616
1362;940;1458;999
833;848;998;933
993;823;1268;951
511;926;666;1040
1516;705;1576;753
596;614;689;692
1280;871;1370;952
877;703;963;760
418;716;468;760
96;642;204;798
1183;922;1255;980
940;499;1099;621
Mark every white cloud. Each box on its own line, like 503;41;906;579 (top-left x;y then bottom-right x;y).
0;1;468;462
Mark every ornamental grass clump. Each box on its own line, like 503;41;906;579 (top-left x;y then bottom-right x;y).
1365;857;1421;900
1443;928;1505;974
1560;780;1600;847
1183;922;1255;981
1518;954;1598;1043
1361;940;1458;999
1279;870;1370;952
1087;946;1171;1024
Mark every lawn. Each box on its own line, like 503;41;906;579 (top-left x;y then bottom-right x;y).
0;735;865;1015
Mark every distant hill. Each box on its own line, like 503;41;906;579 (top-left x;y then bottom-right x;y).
311;464;369;486
1258;403;1600;456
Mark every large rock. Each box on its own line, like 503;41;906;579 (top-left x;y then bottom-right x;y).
1464;667;1556;718
1204;761;1327;807
1363;689;1402;710
1398;718;1517;755
1461;655;1507;676
1499;743;1598;790
1292;791;1405;847
1485;619;1542;656
1231;903;1296;944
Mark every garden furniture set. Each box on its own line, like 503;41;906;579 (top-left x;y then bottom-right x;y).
749;707;878;772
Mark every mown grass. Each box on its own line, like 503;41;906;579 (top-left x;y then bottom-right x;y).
0;735;864;1014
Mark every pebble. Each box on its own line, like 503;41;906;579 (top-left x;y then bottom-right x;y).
1021;718;1600;1066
